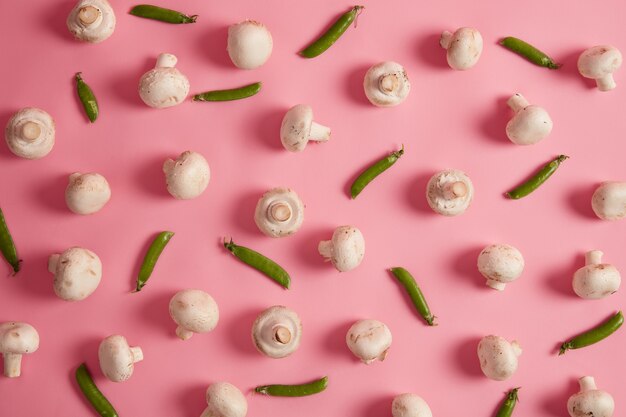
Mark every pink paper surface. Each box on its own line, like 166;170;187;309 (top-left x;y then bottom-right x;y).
1;0;625;416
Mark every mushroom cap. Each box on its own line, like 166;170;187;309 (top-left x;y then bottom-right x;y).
363;61;411;107
163;151;210;200
203;382;248;417
66;0;116;43
568;387;614;417
392;393;433;417
5;107;55;159
426;169;474;216
573;260;621;300
591;181;626;220
169;289;219;334
578;46;622;79
0;322;39;355
251;305;302;359
227;20;273;70
477;244;524;284
254;187;305;237
98;335;141;382
280;104;314;152
442;27;483;70
65;172;111;215
477;335;521;381
506;105;553;145
320;226;365;272
139;54;190;108
49;247;102;301
346;319;392;364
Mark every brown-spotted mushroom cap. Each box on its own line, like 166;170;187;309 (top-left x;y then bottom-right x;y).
280;104;331;152
392;393;433;417
505;93;553;145
66;0;116;43
201;382;248;417
169;289;219;340
568;376;614;417
318;225;365;272
254;188;304;237
440;27;483;70
5;107;55;159
573;250;621;299
426;169;474;216
0;322;39;378
48;247;102;301
163;151;210;200
65;172;111;215
227;20;273;70
346;319;392;364
251;306;302;359
591;181;626;220
578;46;622;91
477;335;522;381
477;244;524;291
98;335;143;382
363;61;411;107
139;53;190;109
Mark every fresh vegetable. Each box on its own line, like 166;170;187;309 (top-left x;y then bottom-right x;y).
426;169;474;216
169;289;219;340
495;388;520;417
5;107;55;159
578;45;622;91
477;244;525;291
134;231;174;292
346;319;392;363
280;104;331;152
505;155;568;199
350;146;404;198
567;376;614;417
65;172;111;215
318;226;365;272
252;306;302;358
138;53;189;108
255;376;328;397
363;62;411;107
392;393;433;417
98;335;143;382
572;250;621;299
193;82;261;102
0;322;39;377
390;267;436;326
0;208;20;275
228;20;273;69
440;27;483;70
49;247;102;301
163;151;210;200
477;335;522;381
129;4;197;24
499;36;561;69
67;0;116;43
505;93;553;145
75;363;118;417
75;73;98;122
591;181;626;220
299;6;364;58
223;238;290;288
203;382;248;417
254;188;305;238
559;311;623;355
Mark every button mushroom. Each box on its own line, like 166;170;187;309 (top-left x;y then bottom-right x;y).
0;322;39;378
169;289;219;340
477;243;524;291
201;382;248;417
439;27;483;70
66;0;116;43
48;247;102;301
139;53;190;109
572;250;621;299
567;376;614;417
477;335;522;381
578;46;622;91
426;169;474;216
505;93;553;145
251;305;302;359
346;319;392;364
392;393;433;417
5;107;55;159
591;181;626;220
363;61;411;107
254;188;304;237
227;20;273;70
280;104;331;152
163;151;210;200
318;225;365;272
65;172;111;215
98;335;143;382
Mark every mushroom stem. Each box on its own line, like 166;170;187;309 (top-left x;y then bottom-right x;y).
486;279;507;291
21;122;41;141
3;353;22;378
156;53;178;69
48;254;59;273
507;93;529;112
585;250;604;265
511;340;522;357
596;74;617;91
130;346;143;362
579;376;597;392
308;122;331;142
378;74;400;94
273;326;292;344
78;5;102;26
318;240;332;259
440;30;453;49
175;326;194;340
443;181;467;199
268;202;292;222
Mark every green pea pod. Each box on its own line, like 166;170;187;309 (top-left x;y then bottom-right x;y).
350;145;404;199
193;82;262;102
223;238;291;289
496;387;520;417
559;311;623;355
505;155;568;199
0;207;20;275
129;4;197;24
134;231;174;292
390;267;436;326
500;37;561;69
299;6;364;58
75;73;98;123
75;363;118;417
255;376;328;397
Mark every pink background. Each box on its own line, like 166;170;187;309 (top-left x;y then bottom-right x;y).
1;0;625;415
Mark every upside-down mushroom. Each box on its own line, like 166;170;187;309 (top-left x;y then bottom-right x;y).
251;305;302;358
5;107;55;159
363;61;411;107
254;188;304;237
67;0;116;43
426;169;474;216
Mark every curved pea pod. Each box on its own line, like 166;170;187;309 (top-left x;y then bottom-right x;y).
193;82;262;102
129;4;197;24
0;207;20;275
75;363;118;417
389;267;436;326
299;6;364;58
75;72;98;123
133;231;174;292
495;387;520;417
505;155;568;199
255;376;328;397
499;36;561;69
223;238;291;289
350;145;404;199
559;311;623;355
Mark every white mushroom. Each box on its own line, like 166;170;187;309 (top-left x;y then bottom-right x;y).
65;172;111;215
392;393;433;417
0;322;39;378
66;0;116;43
201;382;247;417
439;27;483;70
251;306;302;359
227;20;273;70
363;61;411;107
346;319;392;364
505;93;553;145
426;169;474;216
139;53;190;109
280;104;330;152
169;289;219;340
5;108;55;159
477;244;524;291
572;250;621;299
578;46;622;91
48;247;102;301
591;181;626;220
477;335;522;381
318;225;365;272
98;335;143;382
254;188;304;237
163;151;210;200
568;376;614;417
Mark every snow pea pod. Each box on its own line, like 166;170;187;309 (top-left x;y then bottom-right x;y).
192;82;262;102
75;363;118;417
390;267;436;326
0;207;20;275
134;231;174;292
559;311;623;355
129;4;197;24
496;387;520;417
499;37;561;69
350;145;404;199
299;6;364;58
75;72;98;123
505;155;568;199
255;376;328;397
223;238;291;289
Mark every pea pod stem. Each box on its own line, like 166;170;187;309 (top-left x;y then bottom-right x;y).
223;238;291;289
75;363;118;417
505;155;568;199
499;36;561;69
299;6;364;58
134;231;174;292
0;207;20;275
193;82;262;102
75;72;99;123
559;311;623;355
495;387;520;417
129;4;197;24
255;376;328;397
389;267;436;326
350;145;404;199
